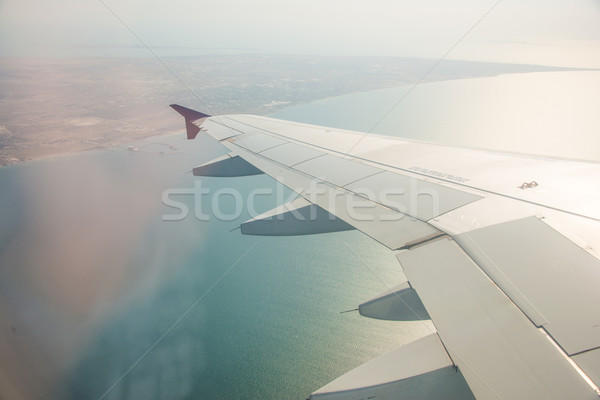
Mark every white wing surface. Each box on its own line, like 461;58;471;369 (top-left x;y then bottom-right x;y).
172;104;600;399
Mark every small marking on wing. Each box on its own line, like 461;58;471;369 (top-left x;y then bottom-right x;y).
518;181;539;190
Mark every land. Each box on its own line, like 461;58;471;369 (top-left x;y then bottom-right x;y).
0;55;574;166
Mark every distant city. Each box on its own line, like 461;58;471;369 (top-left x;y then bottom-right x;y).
0;54;572;166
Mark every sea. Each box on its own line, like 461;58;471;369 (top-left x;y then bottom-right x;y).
0;70;599;400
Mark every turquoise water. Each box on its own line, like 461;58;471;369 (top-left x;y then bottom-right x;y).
0;130;429;399
59;145;428;399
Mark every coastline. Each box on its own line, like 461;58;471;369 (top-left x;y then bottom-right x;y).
1;55;579;167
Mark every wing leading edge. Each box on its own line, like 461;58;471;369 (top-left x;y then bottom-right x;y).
171;105;600;399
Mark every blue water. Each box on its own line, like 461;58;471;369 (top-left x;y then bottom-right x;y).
0;129;429;399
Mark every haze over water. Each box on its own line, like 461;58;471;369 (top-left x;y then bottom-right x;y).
274;71;600;162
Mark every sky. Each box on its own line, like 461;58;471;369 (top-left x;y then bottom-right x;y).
0;0;599;67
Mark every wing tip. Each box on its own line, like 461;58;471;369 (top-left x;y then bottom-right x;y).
170;104;211;139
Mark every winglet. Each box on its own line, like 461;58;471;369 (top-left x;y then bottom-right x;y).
170;104;212;139
170;104;211;121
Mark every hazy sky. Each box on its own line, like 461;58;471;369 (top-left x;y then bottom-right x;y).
1;0;599;67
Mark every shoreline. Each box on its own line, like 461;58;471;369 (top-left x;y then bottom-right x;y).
1;55;587;168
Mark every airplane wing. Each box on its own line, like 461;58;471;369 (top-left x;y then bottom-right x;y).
171;104;600;399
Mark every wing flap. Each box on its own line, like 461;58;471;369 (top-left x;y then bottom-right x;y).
455;216;600;356
310;333;475;400
398;237;598;399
